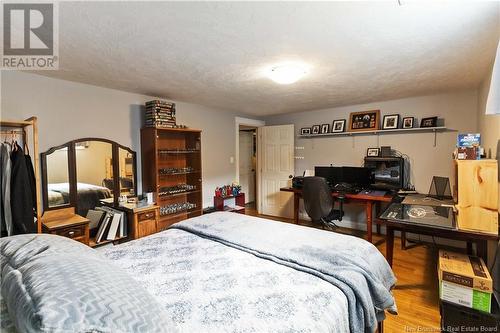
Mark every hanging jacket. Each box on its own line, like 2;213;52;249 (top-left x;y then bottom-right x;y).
0;143;13;236
10;143;36;234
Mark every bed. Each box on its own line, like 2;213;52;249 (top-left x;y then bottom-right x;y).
47;182;112;215
0;212;397;333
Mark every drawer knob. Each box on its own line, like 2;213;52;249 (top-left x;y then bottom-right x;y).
68;231;75;238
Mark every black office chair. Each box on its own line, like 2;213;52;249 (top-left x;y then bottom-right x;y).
302;177;344;228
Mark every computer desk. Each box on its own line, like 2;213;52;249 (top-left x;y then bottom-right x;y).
279;187;394;243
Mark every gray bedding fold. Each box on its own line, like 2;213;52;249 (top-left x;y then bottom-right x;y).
171;212;397;333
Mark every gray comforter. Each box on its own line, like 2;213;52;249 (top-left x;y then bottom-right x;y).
104;212;396;332
170;212;397;332
1;212;396;333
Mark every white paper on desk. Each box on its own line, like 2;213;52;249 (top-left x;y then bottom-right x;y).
303;169;314;177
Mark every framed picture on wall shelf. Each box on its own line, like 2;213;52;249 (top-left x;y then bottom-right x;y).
420;116;438;128
320;124;330;134
348;110;380;132
402;117;414;129
332;119;346;133
311;125;320;134
367;148;380;157
300;128;311;135
382;114;400;129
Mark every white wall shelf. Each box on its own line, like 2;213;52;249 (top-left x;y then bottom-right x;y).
298;126;450;147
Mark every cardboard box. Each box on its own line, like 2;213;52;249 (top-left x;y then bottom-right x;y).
440;281;492;313
457;133;481;148
438;250;493;293
457;147;478;160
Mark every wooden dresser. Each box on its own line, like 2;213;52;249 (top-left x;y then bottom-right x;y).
99;199;160;241
41;207;90;246
130;205;160;239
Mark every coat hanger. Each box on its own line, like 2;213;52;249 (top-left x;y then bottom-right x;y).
23;129;29;155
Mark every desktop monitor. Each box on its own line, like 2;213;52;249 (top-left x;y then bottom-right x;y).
364;157;405;190
314;166;372;188
314;166;342;186
341;167;372;187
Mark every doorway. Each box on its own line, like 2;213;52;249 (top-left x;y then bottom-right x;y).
239;126;257;205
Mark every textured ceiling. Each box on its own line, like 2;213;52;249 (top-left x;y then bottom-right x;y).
36;1;499;116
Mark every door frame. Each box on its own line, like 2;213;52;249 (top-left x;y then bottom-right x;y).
235;117;265;208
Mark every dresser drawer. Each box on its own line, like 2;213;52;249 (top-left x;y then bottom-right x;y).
138;210;156;222
55;225;86;239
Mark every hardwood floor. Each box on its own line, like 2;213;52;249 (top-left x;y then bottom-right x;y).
245;207;442;333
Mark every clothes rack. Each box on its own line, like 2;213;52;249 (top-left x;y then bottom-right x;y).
0;117;41;233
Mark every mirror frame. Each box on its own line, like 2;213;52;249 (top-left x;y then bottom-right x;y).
41;138;137;213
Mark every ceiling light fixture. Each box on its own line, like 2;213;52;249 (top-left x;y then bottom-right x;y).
266;62;309;85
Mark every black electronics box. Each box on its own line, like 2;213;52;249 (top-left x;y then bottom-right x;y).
440;300;500;332
292;176;304;189
380;146;392;157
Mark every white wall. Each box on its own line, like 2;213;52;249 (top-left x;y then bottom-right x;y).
264;90;479;229
1;71;248;208
478;68;500;160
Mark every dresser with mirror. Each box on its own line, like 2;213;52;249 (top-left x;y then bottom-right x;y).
41;138;158;246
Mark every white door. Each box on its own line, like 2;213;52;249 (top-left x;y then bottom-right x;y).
257;124;294;218
239;131;255;203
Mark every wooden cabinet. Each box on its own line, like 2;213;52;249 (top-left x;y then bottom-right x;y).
42;207;90;245
131;206;159;239
141;128;203;230
454;159;498;234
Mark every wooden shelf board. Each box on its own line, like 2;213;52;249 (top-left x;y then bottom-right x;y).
158;150;200;154
299;126;449;138
158;190;201;199
159;209;199;220
159;170;201;176
153;127;202;133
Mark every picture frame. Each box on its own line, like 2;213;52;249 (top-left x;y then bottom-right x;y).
332;119;346;133
348;110;380;132
300;128;311;135
367;148;380;157
382;114;400;130
320;123;330;134
311;125;320;134
420;116;438;128
402;117;414;129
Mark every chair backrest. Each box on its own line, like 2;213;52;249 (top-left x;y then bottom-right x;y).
302;177;333;222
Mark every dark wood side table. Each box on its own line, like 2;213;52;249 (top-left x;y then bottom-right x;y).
100;199;160;240
42;207;90;246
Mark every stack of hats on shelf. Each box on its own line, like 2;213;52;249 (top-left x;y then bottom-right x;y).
144;100;176;128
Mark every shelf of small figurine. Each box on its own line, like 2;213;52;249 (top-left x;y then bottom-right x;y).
214;190;245;213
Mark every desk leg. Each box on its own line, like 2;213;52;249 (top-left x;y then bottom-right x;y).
366;201;373;243
375;203;381;235
293;193;300;224
386;226;394;267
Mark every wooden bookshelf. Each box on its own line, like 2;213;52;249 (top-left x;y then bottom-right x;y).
141;127;203;231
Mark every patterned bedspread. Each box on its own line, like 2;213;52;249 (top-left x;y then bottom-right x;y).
101;226;350;333
1;212;395;333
